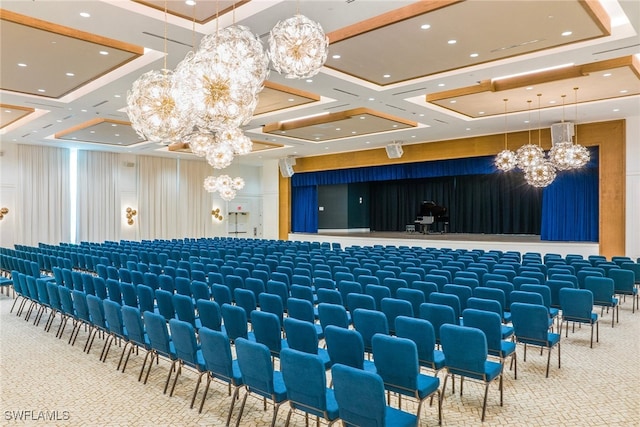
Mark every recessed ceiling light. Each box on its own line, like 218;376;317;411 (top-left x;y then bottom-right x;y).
281;131;286;134
90;131;96;134
526;87;534;90
17;63;27;67
80;12;91;18
114;94;121;98
81;109;87;112
111;124;117;127
287;98;295;102
365;141;370;144
332;54;341;59
478;111;485;115
620;89;628;93
383;74;391;78
419;113;424;117
315;137;320;140
447;39;457;44
335;128;341;131
561;31;572;36
613;108;620;112
56;120;62;123
185;0;196;5
37;89;45;93
359;116;365;120
99;50;109;55
368;97;375;101
420;24;431;30
5;109;12;113
65;72;75;77
549;100;556;104
392;124;398;128
450;100;457;104
469;53;479;58
438;83;445;87
324;147;329;149
411;135;416;138
524;120;530;123
115;134;120;137
603;73;612;77
466;128;471;131
306;79;313;83
351;131;357;134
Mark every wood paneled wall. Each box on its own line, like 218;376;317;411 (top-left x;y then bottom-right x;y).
279;119;625;257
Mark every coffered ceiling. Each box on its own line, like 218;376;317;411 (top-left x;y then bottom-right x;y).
1;0;638;166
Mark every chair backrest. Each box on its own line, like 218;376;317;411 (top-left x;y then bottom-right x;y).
509;290;544;307
173;293;197;328
429;292;461;322
211;284;232;306
440;324;488;377
395;316;438;368
281;348;330;417
395;287;425;317
510;303;552;344
365;284;391;310
252;310;284;356
316;288;343;306
197;299;222;331
72;290;91;323
284;317;320;355
199;327;240;385
266;280;289;310
191;280;211;302
85;293;106;328
461;309;502;354
472;287;506;313
122;306;147;348
346;293;376;312
143;311;175;358
324;325;365;369
158;274;175;293
46;281;62;311
234;288;257;318
352;308;389;353
169;318;202;368
380;298;413;333
608;268;635;292
155;289;175;321
332;363;416;427
559;288;594;319
584;276;615;305
287;297;316;323
418;303;456;343
546;279;576;308
372;334;420;393
136;284;155;314
443;284;472;311
106;278;122;303
221;303;249;342
382;278;408;298
235;338;278;398
318;303;349;331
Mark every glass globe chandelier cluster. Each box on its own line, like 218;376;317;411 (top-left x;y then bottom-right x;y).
127;1;329;201
203;175;245;201
495;90;589;188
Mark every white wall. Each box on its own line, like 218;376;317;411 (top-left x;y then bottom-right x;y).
626;115;640;260
0;141;18;248
261;160;280;241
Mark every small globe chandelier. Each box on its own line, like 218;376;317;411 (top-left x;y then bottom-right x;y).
216;128;253;155
206;140;235;170
495;98;517;172
548;94;575;171
525;161;557;187
525;94;556;187
568;87;590;169
184;131;216;158
516;100;544;171
204;174;245;201
269;13;329;79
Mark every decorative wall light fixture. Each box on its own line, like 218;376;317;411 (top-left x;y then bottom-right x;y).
125;207;137;225
0;207;8;220
211;208;223;221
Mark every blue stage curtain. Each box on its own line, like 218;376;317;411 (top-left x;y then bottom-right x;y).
291;185;318;233
541;168;599;241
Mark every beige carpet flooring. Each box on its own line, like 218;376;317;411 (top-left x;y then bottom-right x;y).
1;290;638;426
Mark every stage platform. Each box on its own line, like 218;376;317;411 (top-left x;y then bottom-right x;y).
288;230;600;258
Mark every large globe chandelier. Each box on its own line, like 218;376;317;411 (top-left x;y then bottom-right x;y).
269;13;329;79
126;69;190;143
173;25;268;133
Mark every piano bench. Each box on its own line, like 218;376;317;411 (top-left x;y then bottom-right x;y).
405;224;416;233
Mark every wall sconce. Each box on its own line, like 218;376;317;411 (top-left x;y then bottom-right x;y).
211;208;223;221
126;207;137;225
0;207;8;220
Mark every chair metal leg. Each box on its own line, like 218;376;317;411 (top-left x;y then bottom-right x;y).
285;407;293;427
235;389;250;427
116;342;131;370
270;401;282;427
545;346;551;378
190;371;206;409
481;382;490;422
169;362;182;396
198;375;211;414
225;385;240;426
440;374;448;404
523;343;527;361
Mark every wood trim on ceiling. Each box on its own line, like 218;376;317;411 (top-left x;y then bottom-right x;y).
0;9;143;55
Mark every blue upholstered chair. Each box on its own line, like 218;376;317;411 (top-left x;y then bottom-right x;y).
440;324;503;422
324;325;376;373
585;276;619;327
559;288;599;348
331;363;418;427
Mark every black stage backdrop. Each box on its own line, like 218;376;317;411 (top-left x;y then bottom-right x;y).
369;172;542;234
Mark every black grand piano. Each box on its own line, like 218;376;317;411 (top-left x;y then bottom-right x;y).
415;201;449;234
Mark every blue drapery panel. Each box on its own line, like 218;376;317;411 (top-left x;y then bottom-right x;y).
291;149;599;240
291;157;496;187
291;185;318;233
540;168;599;241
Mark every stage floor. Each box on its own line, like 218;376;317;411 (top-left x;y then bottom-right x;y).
289;231;599;258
